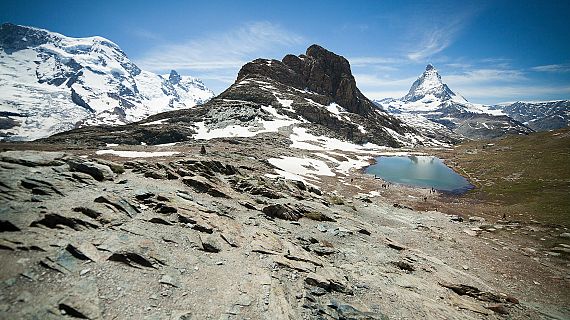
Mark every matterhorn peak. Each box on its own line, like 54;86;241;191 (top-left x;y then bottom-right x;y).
403;64;466;103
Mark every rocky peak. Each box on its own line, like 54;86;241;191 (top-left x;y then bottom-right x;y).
403;64;465;103
0;23;52;52
168;70;181;85
236;44;375;116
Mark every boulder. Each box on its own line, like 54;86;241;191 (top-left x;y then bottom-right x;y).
182;176;229;198
262;204;303;221
68;160;115;181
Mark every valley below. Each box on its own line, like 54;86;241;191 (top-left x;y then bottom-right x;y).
0;128;568;319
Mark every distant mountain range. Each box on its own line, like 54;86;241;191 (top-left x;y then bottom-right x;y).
1;23;568;145
491;100;570;131
44;45;444;148
0;23;214;141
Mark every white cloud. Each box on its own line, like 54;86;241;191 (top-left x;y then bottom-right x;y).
531;63;570;73
128;28;162;41
354;73;417;100
354;73;416;87
361;89;410;101
444;63;472;69
406;15;471;62
134;21;304;72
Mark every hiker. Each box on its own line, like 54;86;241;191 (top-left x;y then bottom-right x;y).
200;145;207;155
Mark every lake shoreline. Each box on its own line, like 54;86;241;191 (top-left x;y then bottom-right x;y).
362;154;474;194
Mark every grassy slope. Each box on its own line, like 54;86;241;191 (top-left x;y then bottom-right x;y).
442;128;570;226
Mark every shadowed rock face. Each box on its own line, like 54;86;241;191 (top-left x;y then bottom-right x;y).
237;44;375;116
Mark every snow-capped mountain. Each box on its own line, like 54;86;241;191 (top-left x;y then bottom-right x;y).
45;45;445;148
491;100;570;131
403;64;467;104
375;65;532;140
0;23;214;141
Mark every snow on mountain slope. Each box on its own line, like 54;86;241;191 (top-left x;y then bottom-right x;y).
0;23;214;141
403;64;467;104
375;64;532;140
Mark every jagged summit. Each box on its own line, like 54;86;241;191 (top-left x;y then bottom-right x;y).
0;24;214;141
235;44;374;116
403;64;466;103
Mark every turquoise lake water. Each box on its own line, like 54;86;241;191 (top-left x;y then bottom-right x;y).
365;155;474;193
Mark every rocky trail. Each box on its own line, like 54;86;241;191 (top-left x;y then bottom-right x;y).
1;141;568;319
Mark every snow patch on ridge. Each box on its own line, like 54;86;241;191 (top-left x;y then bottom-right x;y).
289;127;383;152
192;106;300;140
95;150;179;158
266;156;335;183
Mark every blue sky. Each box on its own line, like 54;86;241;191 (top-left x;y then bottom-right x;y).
2;0;569;104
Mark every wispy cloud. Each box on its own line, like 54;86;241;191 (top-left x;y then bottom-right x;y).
128;28;163;41
134;21;305;87
443;66;570;103
445;68;526;85
354;73;416;87
444;63;472;69
531;63;570;73
404;2;484;63
407;29;453;61
406;18;468;61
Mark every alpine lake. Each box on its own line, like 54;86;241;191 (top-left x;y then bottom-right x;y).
365;155;474;194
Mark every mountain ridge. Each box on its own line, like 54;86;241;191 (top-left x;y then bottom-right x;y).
44;44;444;148
491;100;570;131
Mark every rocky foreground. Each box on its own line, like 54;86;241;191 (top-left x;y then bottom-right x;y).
0;139;568;320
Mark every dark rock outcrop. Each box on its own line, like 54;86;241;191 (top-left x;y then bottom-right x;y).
237;44;378;117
